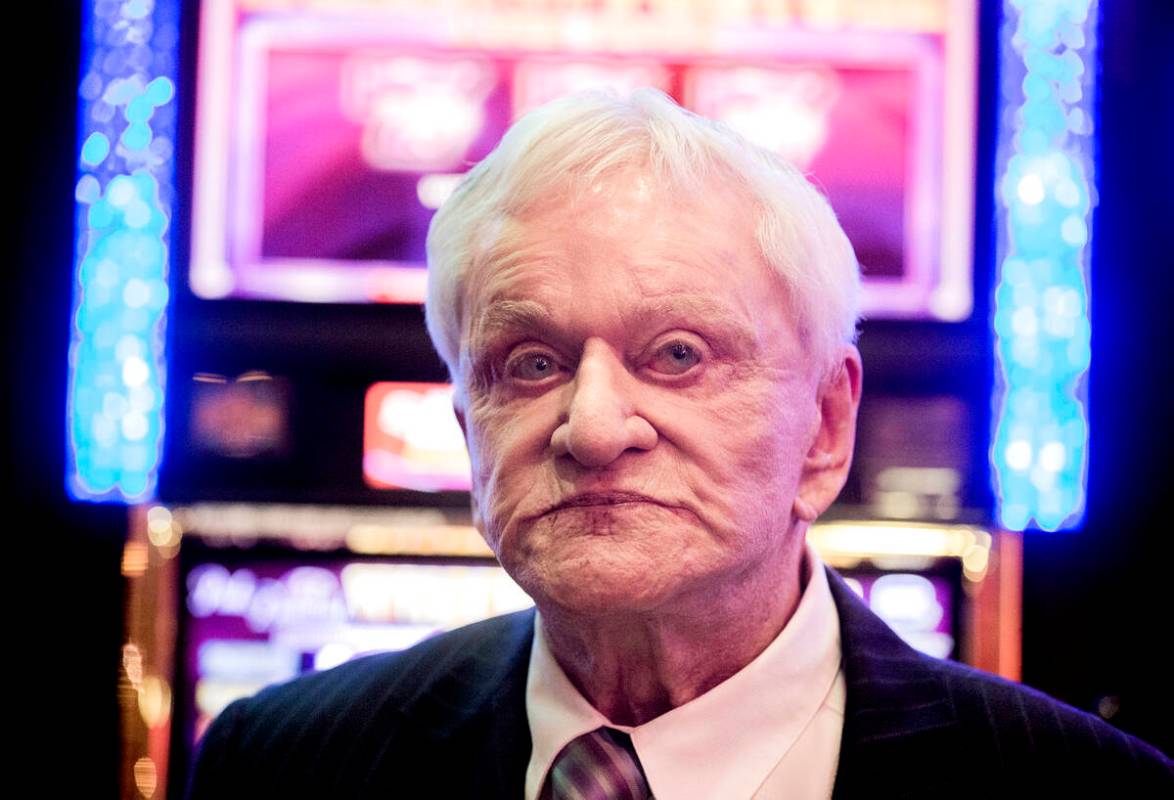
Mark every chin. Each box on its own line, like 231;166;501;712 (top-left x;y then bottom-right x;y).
513;558;682;617
495;508;718;614
537;584;670;617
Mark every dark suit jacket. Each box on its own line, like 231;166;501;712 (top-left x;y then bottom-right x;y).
187;569;1172;798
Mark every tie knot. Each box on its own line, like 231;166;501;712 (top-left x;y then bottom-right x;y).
540;727;651;800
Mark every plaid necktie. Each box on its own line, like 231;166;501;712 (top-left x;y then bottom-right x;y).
539;727;652;800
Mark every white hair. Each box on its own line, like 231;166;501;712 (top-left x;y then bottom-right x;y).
424;88;859;380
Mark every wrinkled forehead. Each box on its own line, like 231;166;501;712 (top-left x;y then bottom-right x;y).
474;171;668;266
474;162;755;265
466;171;744;295
456;168;803;351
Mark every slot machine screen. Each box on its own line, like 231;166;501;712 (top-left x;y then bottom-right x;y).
179;548;532;747
189;0;977;319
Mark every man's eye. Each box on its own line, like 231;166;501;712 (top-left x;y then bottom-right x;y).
508;351;560;382
649;341;702;375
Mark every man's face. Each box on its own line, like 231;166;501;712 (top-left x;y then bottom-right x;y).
455;169;833;614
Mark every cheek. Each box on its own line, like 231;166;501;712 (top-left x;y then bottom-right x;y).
466;398;557;540
666;378;815;515
745;384;816;484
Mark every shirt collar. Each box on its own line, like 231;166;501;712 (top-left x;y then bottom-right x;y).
524;542;843;799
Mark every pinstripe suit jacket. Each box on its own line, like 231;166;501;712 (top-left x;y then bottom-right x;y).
187;569;1172;798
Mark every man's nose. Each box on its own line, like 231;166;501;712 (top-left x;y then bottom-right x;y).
550;339;657;468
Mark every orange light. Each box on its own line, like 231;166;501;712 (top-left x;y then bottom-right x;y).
122;643;143;689
121;541;149;577
138;675;172;727
133;757;157;798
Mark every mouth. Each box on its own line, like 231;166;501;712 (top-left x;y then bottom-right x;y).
542;491;664;516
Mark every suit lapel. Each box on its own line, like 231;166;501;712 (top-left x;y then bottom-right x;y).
397;609;536;798
459;627;534;798
370;574;971;797
827;569;966;798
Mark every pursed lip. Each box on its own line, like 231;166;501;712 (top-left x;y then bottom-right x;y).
539;491;667;517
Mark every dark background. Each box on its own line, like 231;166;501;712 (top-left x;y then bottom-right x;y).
11;2;1172;795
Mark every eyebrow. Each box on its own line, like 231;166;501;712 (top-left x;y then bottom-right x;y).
633;296;762;358
469;299;556;354
467;294;760;359
630;296;754;331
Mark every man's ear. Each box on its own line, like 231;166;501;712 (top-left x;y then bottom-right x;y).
793;345;863;522
452;391;485;535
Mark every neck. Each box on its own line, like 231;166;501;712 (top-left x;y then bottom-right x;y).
538;543;807;726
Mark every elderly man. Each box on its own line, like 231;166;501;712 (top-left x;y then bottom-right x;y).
189;90;1171;798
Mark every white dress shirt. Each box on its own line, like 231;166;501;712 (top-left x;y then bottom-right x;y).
524;542;846;800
